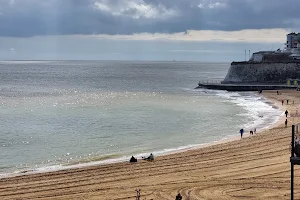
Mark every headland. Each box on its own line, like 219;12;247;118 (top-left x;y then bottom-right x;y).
198;32;300;91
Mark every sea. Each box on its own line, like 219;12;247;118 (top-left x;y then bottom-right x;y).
0;60;282;176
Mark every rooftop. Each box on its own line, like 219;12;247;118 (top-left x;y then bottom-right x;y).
288;32;299;36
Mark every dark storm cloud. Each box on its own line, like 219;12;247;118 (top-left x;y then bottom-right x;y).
0;0;299;37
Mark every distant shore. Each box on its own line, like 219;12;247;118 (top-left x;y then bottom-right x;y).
0;90;298;199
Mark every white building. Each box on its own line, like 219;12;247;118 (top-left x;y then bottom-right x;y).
285;32;300;52
248;32;300;62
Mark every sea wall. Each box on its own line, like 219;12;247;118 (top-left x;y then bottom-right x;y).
222;61;300;84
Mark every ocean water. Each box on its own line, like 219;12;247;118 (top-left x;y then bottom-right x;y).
0;61;282;176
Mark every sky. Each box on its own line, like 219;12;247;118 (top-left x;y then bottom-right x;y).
1;0;300;61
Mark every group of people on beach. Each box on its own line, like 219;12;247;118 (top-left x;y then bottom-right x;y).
282;99;291;106
281;98;294;106
129;153;154;163
279;90;292;127
240;128;256;139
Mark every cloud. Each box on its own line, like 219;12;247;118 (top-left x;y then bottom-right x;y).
197;1;227;9
169;49;237;53
93;1;178;19
85;29;289;43
0;0;299;37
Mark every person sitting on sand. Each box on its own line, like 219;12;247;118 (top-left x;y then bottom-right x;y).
143;153;154;161
129;156;137;163
175;193;182;200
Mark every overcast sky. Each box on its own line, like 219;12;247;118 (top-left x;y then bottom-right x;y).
1;0;299;61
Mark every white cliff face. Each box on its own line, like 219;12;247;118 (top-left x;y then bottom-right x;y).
222;62;300;84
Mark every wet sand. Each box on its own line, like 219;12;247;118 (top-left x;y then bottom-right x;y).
0;90;300;200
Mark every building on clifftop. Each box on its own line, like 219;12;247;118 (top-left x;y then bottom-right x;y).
248;32;300;62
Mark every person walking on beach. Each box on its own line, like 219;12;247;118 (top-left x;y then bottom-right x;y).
282;99;284;106
240;129;244;139
254;128;256;134
285;119;288;128
285;110;289;117
287;99;289;105
250;130;253;135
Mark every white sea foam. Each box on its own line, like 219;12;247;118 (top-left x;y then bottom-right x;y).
215;91;282;131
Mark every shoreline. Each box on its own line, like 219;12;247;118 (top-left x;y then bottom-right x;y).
0;89;298;199
0;91;284;179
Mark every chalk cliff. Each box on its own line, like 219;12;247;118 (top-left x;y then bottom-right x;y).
222;61;300;84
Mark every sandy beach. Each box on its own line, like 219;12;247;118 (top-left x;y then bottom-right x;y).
0;90;300;200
